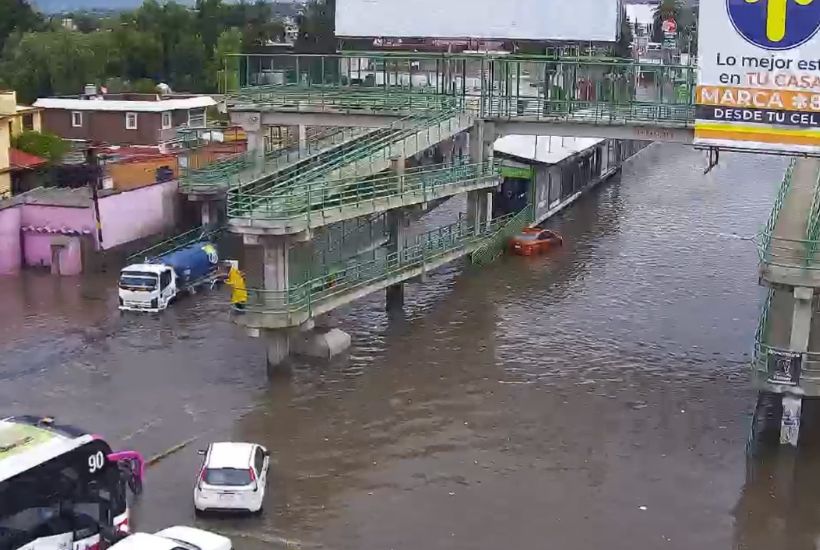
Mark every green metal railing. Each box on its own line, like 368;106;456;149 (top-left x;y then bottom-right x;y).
470;205;533;265
127;223;225;263
756;160;820;271
232;87;459;114
228;108;470;217
180;126;374;192
752;288;820;385
230;87;695;126
752;288;774;375
241;213;518;316
758;159;797;264
225;53;697;125
477;98;694;125
803;167;820;264
229;160;499;224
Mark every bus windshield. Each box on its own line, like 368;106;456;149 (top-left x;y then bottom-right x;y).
0;420;134;550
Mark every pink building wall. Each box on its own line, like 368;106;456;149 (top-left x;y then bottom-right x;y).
0;206;22;275
20;205;93;275
98;180;178;250
23;234;84;275
20;204;94;230
0;180;178;275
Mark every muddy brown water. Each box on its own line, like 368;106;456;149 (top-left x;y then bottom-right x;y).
1;144;806;549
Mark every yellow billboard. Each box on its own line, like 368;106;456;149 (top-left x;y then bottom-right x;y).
695;0;820;153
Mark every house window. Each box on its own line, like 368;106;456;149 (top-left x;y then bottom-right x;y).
22;114;34;131
71;111;83;127
125;112;138;130
161;111;172;130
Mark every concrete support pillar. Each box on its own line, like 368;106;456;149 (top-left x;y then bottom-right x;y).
248;130;266;174
780;286;813;446
263;236;289;304
466;190;488;235
390;156;406;193
298;124;307;153
386;206;408;311
469;120;485;165
790;287;813;352
265;329;290;376
262;236;290;374
241;112;265;174
200;201;212;226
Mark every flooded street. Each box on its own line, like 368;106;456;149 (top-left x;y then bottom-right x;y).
0;143;798;549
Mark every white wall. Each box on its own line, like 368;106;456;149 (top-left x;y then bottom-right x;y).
336;0;620;41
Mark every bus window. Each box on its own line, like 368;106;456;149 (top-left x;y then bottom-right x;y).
0;441;119;550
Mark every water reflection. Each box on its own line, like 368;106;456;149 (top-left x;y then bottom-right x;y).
0;143;795;549
735;401;820;550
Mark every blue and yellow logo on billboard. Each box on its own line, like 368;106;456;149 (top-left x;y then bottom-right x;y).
727;0;820;50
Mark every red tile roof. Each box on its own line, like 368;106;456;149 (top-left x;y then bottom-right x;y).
9;148;47;171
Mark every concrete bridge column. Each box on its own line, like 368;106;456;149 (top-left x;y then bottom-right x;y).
466;121;496;235
781;286;814;446
201;202;212;226
469;120;485;165
262;235;291;374
298;124;308;153
238;112;265;175
386;206;409;311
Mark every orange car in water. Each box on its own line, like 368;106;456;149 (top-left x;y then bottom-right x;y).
509;228;563;256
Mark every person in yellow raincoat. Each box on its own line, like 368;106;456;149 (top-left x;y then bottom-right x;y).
226;261;247;310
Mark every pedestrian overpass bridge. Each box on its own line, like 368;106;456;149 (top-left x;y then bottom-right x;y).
166;52;704;370
223;52;696;144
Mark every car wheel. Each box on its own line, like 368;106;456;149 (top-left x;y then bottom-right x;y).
194;508;204;518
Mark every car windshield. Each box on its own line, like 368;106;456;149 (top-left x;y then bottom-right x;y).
516;234;541;241
203;468;252;486
119;272;157;290
164;537;202;550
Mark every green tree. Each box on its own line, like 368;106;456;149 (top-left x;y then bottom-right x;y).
652;0;684;42
615;5;634;58
212;27;243;91
110;26;164;82
195;0;226;55
296;0;336;53
133;0;196;80
0;0;43;53
13;131;69;164
295;0;336;83
70;12;102;33
1;30;110;102
170;33;208;91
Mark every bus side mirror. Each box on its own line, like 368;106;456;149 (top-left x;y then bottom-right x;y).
197;449;206;456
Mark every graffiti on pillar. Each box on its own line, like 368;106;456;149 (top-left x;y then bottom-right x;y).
766;349;802;385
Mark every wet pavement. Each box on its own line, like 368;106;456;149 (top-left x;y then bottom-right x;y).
0;143;803;549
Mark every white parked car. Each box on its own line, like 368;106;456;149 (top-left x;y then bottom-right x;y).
109;526;232;550
194;442;270;514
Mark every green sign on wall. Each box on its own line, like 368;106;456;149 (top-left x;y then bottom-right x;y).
500;165;534;180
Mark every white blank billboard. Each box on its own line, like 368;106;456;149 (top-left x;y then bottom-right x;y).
335;0;620;42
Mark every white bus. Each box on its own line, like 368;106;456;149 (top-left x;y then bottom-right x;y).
0;416;144;550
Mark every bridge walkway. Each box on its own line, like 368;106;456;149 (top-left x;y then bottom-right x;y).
234;208;530;330
228;109;487;235
755;159;820;398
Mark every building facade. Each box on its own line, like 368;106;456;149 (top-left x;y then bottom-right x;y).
34;93;216;146
0;90;44;197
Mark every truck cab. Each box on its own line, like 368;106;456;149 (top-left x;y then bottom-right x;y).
118;264;178;312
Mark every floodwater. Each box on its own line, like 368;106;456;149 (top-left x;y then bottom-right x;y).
0;143;804;549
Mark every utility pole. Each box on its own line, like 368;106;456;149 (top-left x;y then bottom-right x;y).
85;144;104;247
